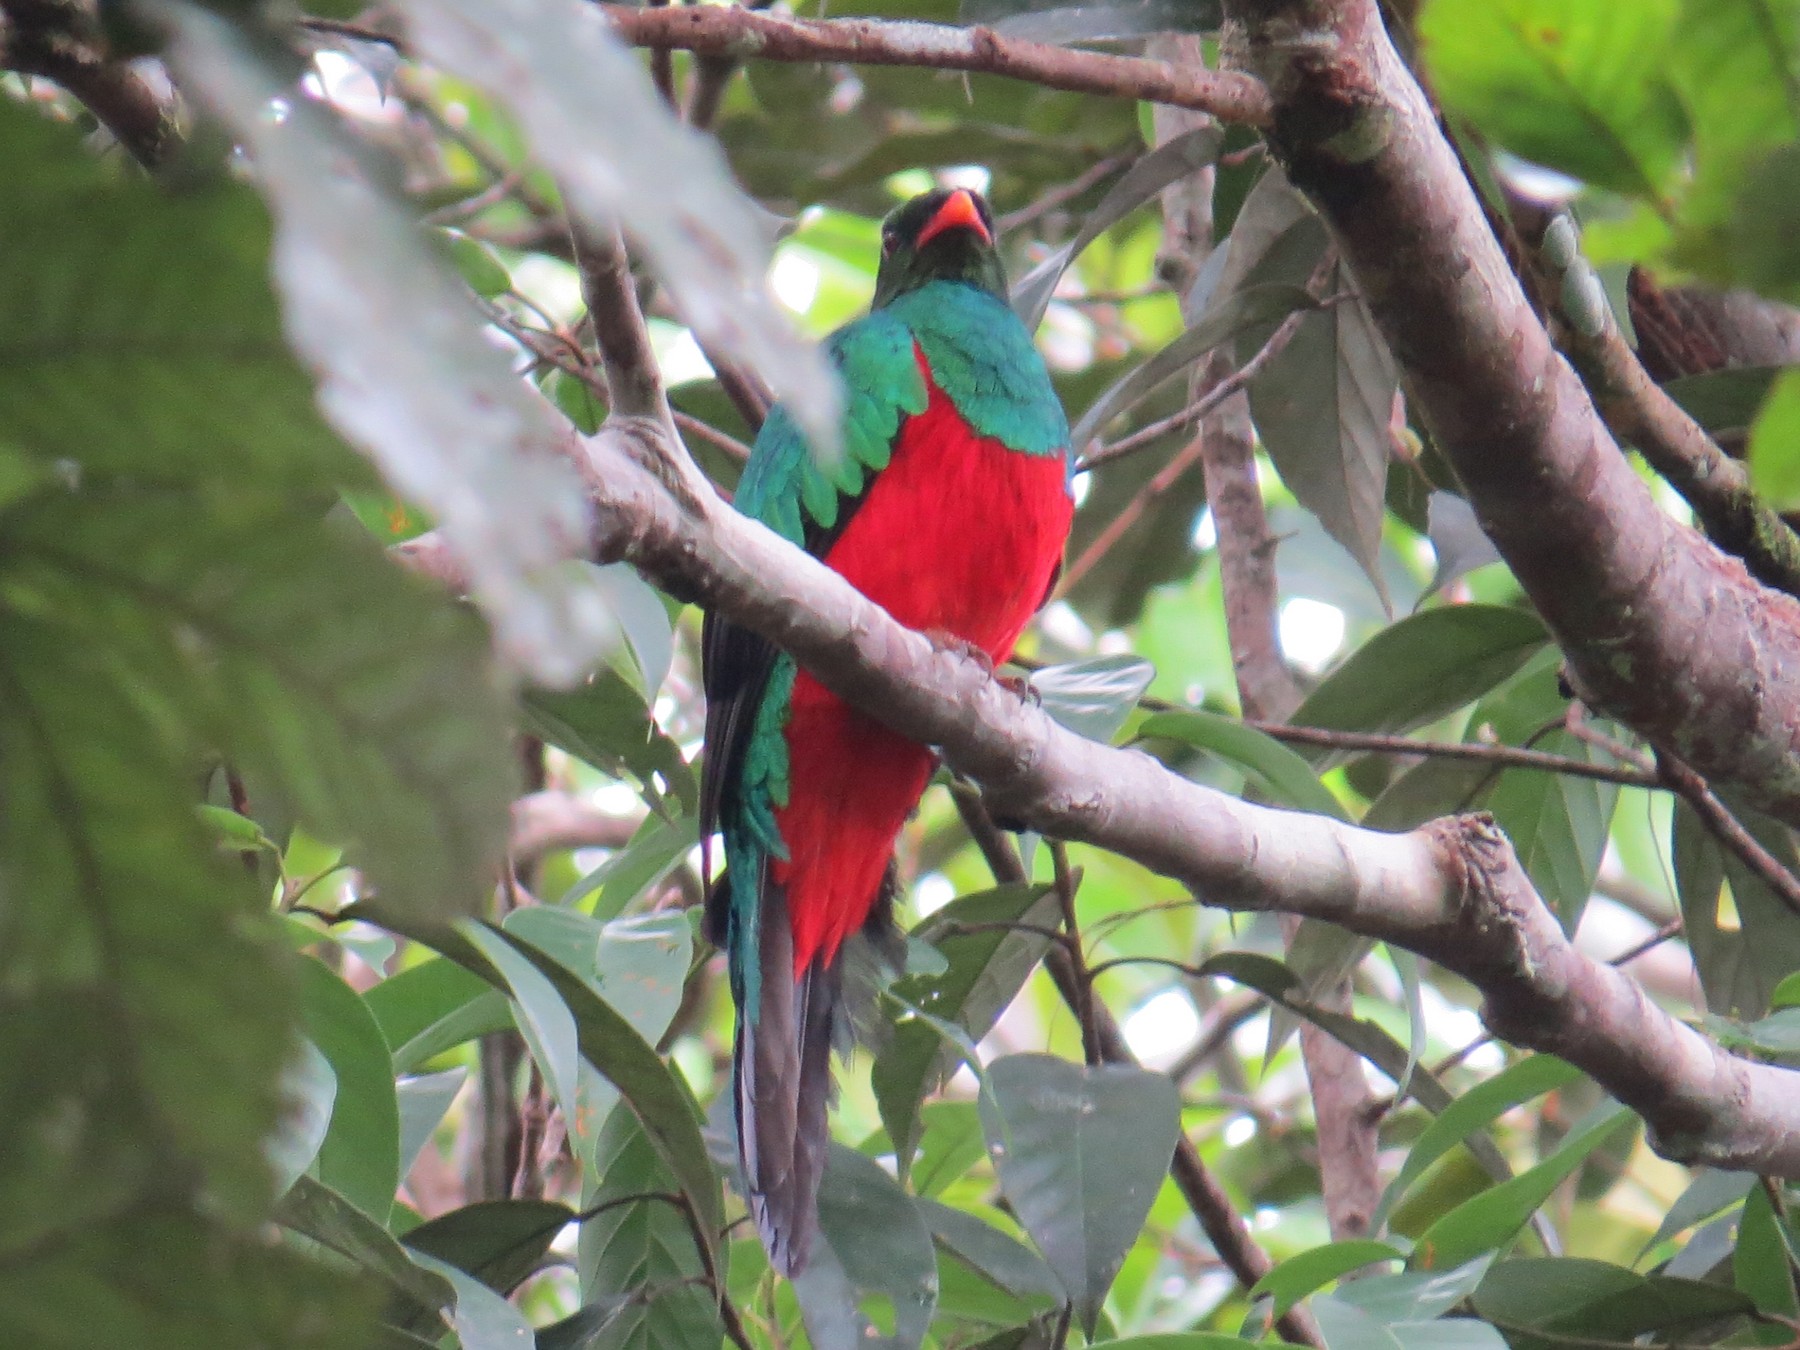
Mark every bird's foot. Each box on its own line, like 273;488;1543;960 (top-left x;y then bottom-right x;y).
924;629;1039;703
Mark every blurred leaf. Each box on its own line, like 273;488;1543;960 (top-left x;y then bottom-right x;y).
1032;654;1156;744
396;1068;468;1179
962;0;1221;43
1248;277;1400;607
1250;1240;1404;1318
874;884;1058;1177
592;563;675;697
1737;1182;1800;1337
1474;1257;1757;1350
13;483;515;918
578;1109;725;1350
1750;367;1800;507
162;4;612;682
403;1200;574;1297
920;1198;1065;1301
1419;0;1688;199
1376;1056;1581;1230
1013;127;1224;327
0;101;360;489
441;229;512;299
1641;1169;1757;1256
1137;708;1348;819
1413;1103;1633;1270
1670;2;1800;258
269;1040;338;1198
1072;284;1318;448
1330;1259;1494;1323
297;956;402;1221
980;1054;1181;1332
1295;605;1547;745
402;0;841;453
793;1144;939;1350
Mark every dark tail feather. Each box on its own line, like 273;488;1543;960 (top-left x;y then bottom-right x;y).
735;885;839;1276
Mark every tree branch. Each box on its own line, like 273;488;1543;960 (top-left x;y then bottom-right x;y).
594;2;1273;128
1221;0;1800;831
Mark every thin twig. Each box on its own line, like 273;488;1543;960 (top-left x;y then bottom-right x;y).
1050;840;1100;1065
996;151;1135;235
1237;720;1661;788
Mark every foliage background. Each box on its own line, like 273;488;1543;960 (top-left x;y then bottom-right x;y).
9;0;1800;1347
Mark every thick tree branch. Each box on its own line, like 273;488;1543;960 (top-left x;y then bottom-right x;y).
595;2;1273;128
2;0;181;168
1220;0;1800;831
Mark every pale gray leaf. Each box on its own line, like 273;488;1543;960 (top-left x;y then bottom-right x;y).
1424;491;1502;600
401;0;841;454
159;4;612;685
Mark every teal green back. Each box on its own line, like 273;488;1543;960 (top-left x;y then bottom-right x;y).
721;280;1069;1009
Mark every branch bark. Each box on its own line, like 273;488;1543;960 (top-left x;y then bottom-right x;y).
595;2;1273;128
1219;0;1800;831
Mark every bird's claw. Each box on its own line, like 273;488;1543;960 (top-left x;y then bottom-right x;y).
924;629;1039;704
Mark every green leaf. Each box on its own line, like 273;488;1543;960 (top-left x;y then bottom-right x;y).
1665;366;1786;441
1250;1240;1405;1317
1673;797;1800;1017
1474;1257;1757;1348
794;1144;940;1350
577;1109;724;1350
1738;1182;1800;1337
1031;655;1156;744
365;959;511;1074
1011;126;1224;327
1072;283;1319;448
0;102;359;490
912;1102;992;1198
354;905;725;1259
297;957;402;1221
407;1250;539;1349
161;5;613;682
441;228;513;299
1330;1259;1494;1323
1136;709;1348;820
5;482;515;918
458;920;584;1151
980;1054;1181;1333
277;1174;455;1327
1750;367;1800;508
1294;605;1548;746
1641;1169;1757;1256
1419;0;1688;199
524;669;698;815
873;884;1058;1177
1413;1103;1634;1270
1377;1056;1582;1230
1472;653;1621;931
1247;280;1399;607
396;1068;468;1179
920;1198;1065;1301
403;1200;574;1297
561;814;699;920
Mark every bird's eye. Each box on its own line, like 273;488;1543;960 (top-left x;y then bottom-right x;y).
881;233;897;257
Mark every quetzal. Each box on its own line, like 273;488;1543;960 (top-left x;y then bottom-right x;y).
700;187;1073;1274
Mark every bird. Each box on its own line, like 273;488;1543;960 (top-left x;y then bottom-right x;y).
700;186;1074;1275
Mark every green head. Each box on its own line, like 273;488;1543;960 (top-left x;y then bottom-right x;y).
872;187;1007;309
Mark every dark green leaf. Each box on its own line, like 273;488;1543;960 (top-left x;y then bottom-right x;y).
403;1199;574;1296
1664;366;1784;440
874;884;1058;1177
524;670;698;815
277;1174;454;1326
1674;797;1800;1018
396;1068;467;1179
1641;1169;1756;1256
1737;1182;1800;1336
981;1054;1181;1332
460;919;584;1133
794;1144;939;1350
365;959;511;1074
920;1198;1065;1301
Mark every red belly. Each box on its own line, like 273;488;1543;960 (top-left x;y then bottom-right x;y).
774;349;1072;972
